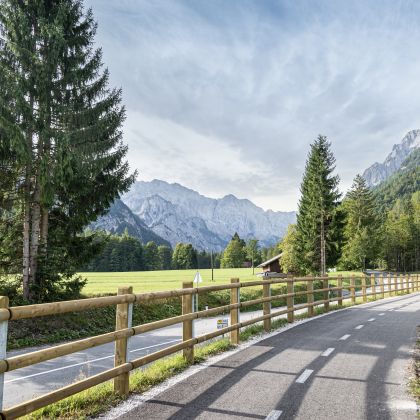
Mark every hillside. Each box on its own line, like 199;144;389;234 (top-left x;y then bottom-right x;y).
373;148;420;210
121;180;296;251
90;199;170;246
362;129;419;187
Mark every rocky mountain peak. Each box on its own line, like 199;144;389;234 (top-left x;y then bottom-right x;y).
362;129;420;187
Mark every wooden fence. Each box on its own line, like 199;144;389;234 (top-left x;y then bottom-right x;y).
0;272;419;419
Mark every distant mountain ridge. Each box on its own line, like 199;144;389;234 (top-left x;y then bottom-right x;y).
90;199;170;246
362;130;420;187
373;147;420;210
121;180;296;251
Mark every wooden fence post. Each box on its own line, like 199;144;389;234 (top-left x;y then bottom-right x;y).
0;297;9;411
263;279;271;332
230;278;240;344
350;275;356;304
307;280;314;317
362;275;367;303
182;282;194;363
337;275;343;306
370;274;376;300
387;273;392;297
395;273;399;294
114;286;133;396
287;279;294;322
379;274;384;299
323;277;329;311
400;274;404;293
417;274;419;292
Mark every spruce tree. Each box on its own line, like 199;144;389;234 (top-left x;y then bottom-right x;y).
339;175;380;270
0;1;135;300
296;135;340;275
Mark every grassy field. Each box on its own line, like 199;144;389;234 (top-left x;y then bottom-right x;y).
79;268;263;295
79;268;364;295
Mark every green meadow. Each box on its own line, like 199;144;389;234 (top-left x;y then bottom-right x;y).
79;268;363;295
79;268;262;295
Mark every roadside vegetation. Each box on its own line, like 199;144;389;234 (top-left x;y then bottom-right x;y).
409;326;420;418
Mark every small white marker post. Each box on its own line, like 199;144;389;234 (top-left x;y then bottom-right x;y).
0;296;9;411
193;271;203;312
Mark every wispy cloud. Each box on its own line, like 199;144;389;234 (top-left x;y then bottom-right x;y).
87;0;420;211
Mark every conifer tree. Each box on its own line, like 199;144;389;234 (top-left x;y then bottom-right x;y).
296;135;340;275
0;1;135;300
339;175;380;270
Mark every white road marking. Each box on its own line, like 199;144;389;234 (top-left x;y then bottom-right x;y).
339;334;351;340
368;318;375;322
265;410;283;420
129;339;181;354
321;347;335;357
296;369;314;384
355;325;364;330
379;313;385;316
5;339;182;384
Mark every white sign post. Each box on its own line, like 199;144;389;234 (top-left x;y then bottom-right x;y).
193;271;202;312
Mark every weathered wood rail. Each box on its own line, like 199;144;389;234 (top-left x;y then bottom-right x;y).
0;272;418;419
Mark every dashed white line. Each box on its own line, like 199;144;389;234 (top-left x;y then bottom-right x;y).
296;369;314;384
355;325;364;330
5;339;182;384
321;347;335;357
265;410;283;420
368;318;375;322
339;334;351;341
378;313;385;316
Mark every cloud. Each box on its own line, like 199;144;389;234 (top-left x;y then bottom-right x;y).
87;0;420;211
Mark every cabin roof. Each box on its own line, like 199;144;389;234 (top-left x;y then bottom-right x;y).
257;253;282;268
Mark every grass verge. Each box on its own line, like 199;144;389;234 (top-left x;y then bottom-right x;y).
408;326;420;418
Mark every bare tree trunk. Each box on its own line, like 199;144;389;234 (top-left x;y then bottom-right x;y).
320;218;326;276
22;176;31;300
40;207;48;255
28;180;41;296
22;97;33;300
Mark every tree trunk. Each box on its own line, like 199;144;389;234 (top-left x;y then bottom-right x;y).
22;176;31;300
28;180;41;296
320;218;326;276
40;207;48;255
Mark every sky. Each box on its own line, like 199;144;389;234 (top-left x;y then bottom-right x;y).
87;0;420;212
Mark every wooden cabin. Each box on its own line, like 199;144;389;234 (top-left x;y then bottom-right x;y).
257;253;282;274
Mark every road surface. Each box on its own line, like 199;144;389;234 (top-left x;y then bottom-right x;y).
115;292;420;420
2;282;410;409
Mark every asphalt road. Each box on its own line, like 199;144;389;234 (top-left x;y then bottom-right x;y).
3;281;409;410
116;292;420;420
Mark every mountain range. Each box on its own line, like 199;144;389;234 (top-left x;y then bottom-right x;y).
121;180;296;251
91;129;419;251
362;129;419;187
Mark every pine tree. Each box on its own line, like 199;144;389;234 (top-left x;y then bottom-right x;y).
339;175;380;270
296;135;340;275
0;1;135;300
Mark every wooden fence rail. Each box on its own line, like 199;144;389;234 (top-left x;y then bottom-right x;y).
0;272;419;418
